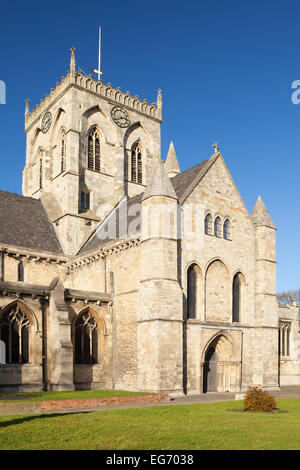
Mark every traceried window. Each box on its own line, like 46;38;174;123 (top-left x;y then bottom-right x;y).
279;322;291;357
18;262;24;282
75;311;98;364
131;141;143;184
223;219;231;240
0;304;29;364
204;214;212;235
88;128;101;172
214;216;222;238
61;130;66;173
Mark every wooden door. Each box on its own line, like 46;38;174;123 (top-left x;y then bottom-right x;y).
203;346;218;392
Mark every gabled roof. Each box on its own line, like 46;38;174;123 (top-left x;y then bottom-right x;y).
79;158;211;256
79;194;143;255
170;160;208;200
0;190;63;254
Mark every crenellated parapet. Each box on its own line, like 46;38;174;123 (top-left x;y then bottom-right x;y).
25;71;73;131
25;49;162;131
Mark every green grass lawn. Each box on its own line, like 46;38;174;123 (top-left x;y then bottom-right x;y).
0;398;300;450
0;390;148;403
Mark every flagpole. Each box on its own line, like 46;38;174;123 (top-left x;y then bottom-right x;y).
93;26;102;81
98;26;101;80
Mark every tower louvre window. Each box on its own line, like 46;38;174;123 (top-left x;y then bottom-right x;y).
61;130;66;173
131;142;142;184
38;151;44;190
88;128;101;172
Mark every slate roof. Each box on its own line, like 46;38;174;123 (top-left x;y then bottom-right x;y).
79;160;209;255
171;160;208;199
0;191;63;254
80;193;143;254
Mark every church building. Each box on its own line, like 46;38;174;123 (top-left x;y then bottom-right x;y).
0;47;299;395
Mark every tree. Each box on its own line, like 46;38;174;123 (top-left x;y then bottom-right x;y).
277;288;300;317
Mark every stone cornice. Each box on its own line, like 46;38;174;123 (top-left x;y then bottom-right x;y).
0;244;67;264
65;288;112;303
0;282;112;304
67;237;141;272
0;281;49;298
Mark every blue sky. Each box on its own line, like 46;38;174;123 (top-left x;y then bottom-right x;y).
0;0;299;291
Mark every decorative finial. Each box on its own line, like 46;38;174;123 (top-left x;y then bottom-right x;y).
25;98;30;116
70;47;76;72
212;142;220;154
157;88;162;109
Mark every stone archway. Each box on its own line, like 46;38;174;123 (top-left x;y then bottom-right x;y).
201;333;241;393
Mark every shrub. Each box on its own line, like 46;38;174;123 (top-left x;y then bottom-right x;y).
243;386;277;412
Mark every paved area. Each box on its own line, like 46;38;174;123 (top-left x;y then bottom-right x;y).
42;386;300;415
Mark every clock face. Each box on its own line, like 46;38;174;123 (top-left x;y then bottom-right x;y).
41;112;52;134
111;106;131;128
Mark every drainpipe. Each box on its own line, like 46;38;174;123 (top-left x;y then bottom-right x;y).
40;297;48;392
110;301;115;389
240;330;244;392
0;251;4;281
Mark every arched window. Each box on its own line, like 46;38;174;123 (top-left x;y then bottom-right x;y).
279;322;290;357
88;128;101;172
223;219;231;240
232;272;245;323
131;141;142;184
18;262;24;282
204;214;212;235
61;130;66;173
75;311;98;364
187;264;198;319
0;304;29;364
214;217;222;238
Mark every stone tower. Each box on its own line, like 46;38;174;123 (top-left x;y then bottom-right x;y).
22;48;162;256
137;160;183;394
251;195;279;389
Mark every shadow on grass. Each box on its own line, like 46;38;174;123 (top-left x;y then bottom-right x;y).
0;411;92;428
